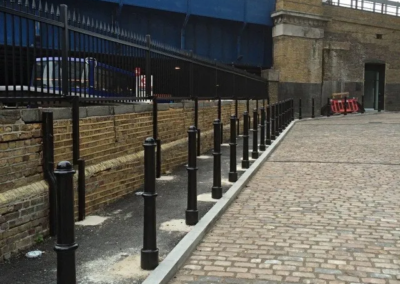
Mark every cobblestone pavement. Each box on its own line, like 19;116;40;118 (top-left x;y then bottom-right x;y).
169;113;400;284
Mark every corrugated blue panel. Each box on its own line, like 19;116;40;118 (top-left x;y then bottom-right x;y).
0;0;274;68
101;0;275;26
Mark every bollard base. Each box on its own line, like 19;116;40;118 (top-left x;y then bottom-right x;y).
141;249;159;270
185;210;199;226
266;139;272;146
229;172;238;183
212;187;223;199
259;144;266;151
242;160;250;169
251;151;259;159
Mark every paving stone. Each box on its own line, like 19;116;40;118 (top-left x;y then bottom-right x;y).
168;113;400;284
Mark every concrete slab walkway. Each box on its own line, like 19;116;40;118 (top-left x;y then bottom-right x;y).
169;113;400;284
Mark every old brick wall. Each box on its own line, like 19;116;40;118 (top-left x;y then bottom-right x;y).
323;5;400;111
272;0;400;114
0;100;255;262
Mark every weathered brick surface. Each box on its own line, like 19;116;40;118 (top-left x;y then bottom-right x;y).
0;100;258;262
274;1;400;113
169;113;400;284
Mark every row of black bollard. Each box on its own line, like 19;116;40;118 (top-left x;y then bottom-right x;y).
252;108;259;159
52;100;299;282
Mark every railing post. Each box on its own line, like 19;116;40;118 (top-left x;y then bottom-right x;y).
229;116;238;182
54;161;78;284
78;159;86;221
271;104;276;140
299;98;302;120
42;111;57;237
259;107;266;151
291;99;294;121
212;119;222;199
327;98;331;117
344;96;347;116
141;137;159;270
186;126;198;225
275;102;280;137
146;35;161;179
235;99;239;137
195;97;201;156
218;98;223;144
285;99;290;126
242;112;250;169
312;98;315;118
72;97;80;166
251;108;259;159
266;103;271;145
279;101;283;133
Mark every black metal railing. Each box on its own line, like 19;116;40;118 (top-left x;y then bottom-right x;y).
0;0;267;106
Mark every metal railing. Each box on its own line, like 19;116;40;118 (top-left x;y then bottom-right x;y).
323;0;400;16
0;0;267;106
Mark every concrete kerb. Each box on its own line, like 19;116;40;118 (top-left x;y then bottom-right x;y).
142;119;298;284
298;111;387;122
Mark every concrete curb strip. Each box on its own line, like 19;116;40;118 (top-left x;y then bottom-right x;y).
142;119;298;284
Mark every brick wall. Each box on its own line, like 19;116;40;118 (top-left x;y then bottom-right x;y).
272;0;400;114
0;100;256;262
323;5;400;111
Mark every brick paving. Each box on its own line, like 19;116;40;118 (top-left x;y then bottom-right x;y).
169;113;400;284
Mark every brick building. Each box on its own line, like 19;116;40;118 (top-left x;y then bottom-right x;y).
269;0;400;115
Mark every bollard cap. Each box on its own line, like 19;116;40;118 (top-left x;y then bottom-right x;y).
54;161;75;174
144;137;156;146
213;119;220;124
253;108;257;112
230;115;236;119
188;125;197;132
243;111;248;115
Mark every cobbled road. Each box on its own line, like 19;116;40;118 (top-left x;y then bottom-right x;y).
169;113;400;284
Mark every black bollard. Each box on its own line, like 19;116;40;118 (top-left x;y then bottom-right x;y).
285;99;290;126
266;104;271;145
299;98;302;120
311;98;315;118
259;107;266;151
291;99;294;121
212;119;222;199
54;161;78;284
186;126;198;225
141;137;159;270
242;112;250;169
271;104;276;140
275;103;280;137
251;108;259;159
327;97;331;117
229;116;238;182
344;96;347;115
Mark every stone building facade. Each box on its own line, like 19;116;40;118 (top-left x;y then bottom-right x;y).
271;0;400;115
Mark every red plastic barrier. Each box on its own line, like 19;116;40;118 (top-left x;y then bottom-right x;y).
331;98;359;114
